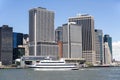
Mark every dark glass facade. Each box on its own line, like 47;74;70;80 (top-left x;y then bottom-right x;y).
95;29;104;64
0;25;13;65
13;48;25;62
13;32;23;48
13;32;24;62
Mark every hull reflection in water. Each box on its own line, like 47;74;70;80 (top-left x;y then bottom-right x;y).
34;68;78;71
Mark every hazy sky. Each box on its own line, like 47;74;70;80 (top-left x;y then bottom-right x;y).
0;0;120;60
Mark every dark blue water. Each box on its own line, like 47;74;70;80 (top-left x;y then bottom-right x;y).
0;67;120;80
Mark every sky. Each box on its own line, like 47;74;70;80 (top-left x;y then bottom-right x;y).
0;0;120;60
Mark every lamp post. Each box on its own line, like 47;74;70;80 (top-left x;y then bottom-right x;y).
68;22;76;58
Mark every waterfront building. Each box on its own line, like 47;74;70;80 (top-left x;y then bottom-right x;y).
13;32;25;62
69;14;96;64
95;29;104;65
104;34;112;59
29;7;58;57
62;23;82;58
104;42;112;65
0;25;13;65
14;34;29;59
55;27;63;42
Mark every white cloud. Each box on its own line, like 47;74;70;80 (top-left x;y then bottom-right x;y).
112;41;120;61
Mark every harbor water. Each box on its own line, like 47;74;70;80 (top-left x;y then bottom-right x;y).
0;67;120;80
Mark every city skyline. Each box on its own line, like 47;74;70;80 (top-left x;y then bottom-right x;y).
0;0;120;60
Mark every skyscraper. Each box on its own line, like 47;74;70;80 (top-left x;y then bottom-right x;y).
0;25;13;65
95;29;104;65
104;34;112;62
29;7;58;57
29;7;54;43
104;35;112;55
62;23;82;58
69;14;95;64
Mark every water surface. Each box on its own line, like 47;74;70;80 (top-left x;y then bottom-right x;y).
0;67;120;80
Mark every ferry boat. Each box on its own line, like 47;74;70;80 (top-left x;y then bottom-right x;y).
27;58;79;71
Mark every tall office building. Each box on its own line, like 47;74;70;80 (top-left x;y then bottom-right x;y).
104;35;112;56
29;7;58;57
69;14;95;64
104;34;112;62
95;29;104;65
0;25;13;65
62;24;82;58
29;7;54;43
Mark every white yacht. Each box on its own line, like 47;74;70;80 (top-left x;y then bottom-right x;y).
27;58;79;71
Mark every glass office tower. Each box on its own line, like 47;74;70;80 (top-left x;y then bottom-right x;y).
104;34;112;61
95;29;104;65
